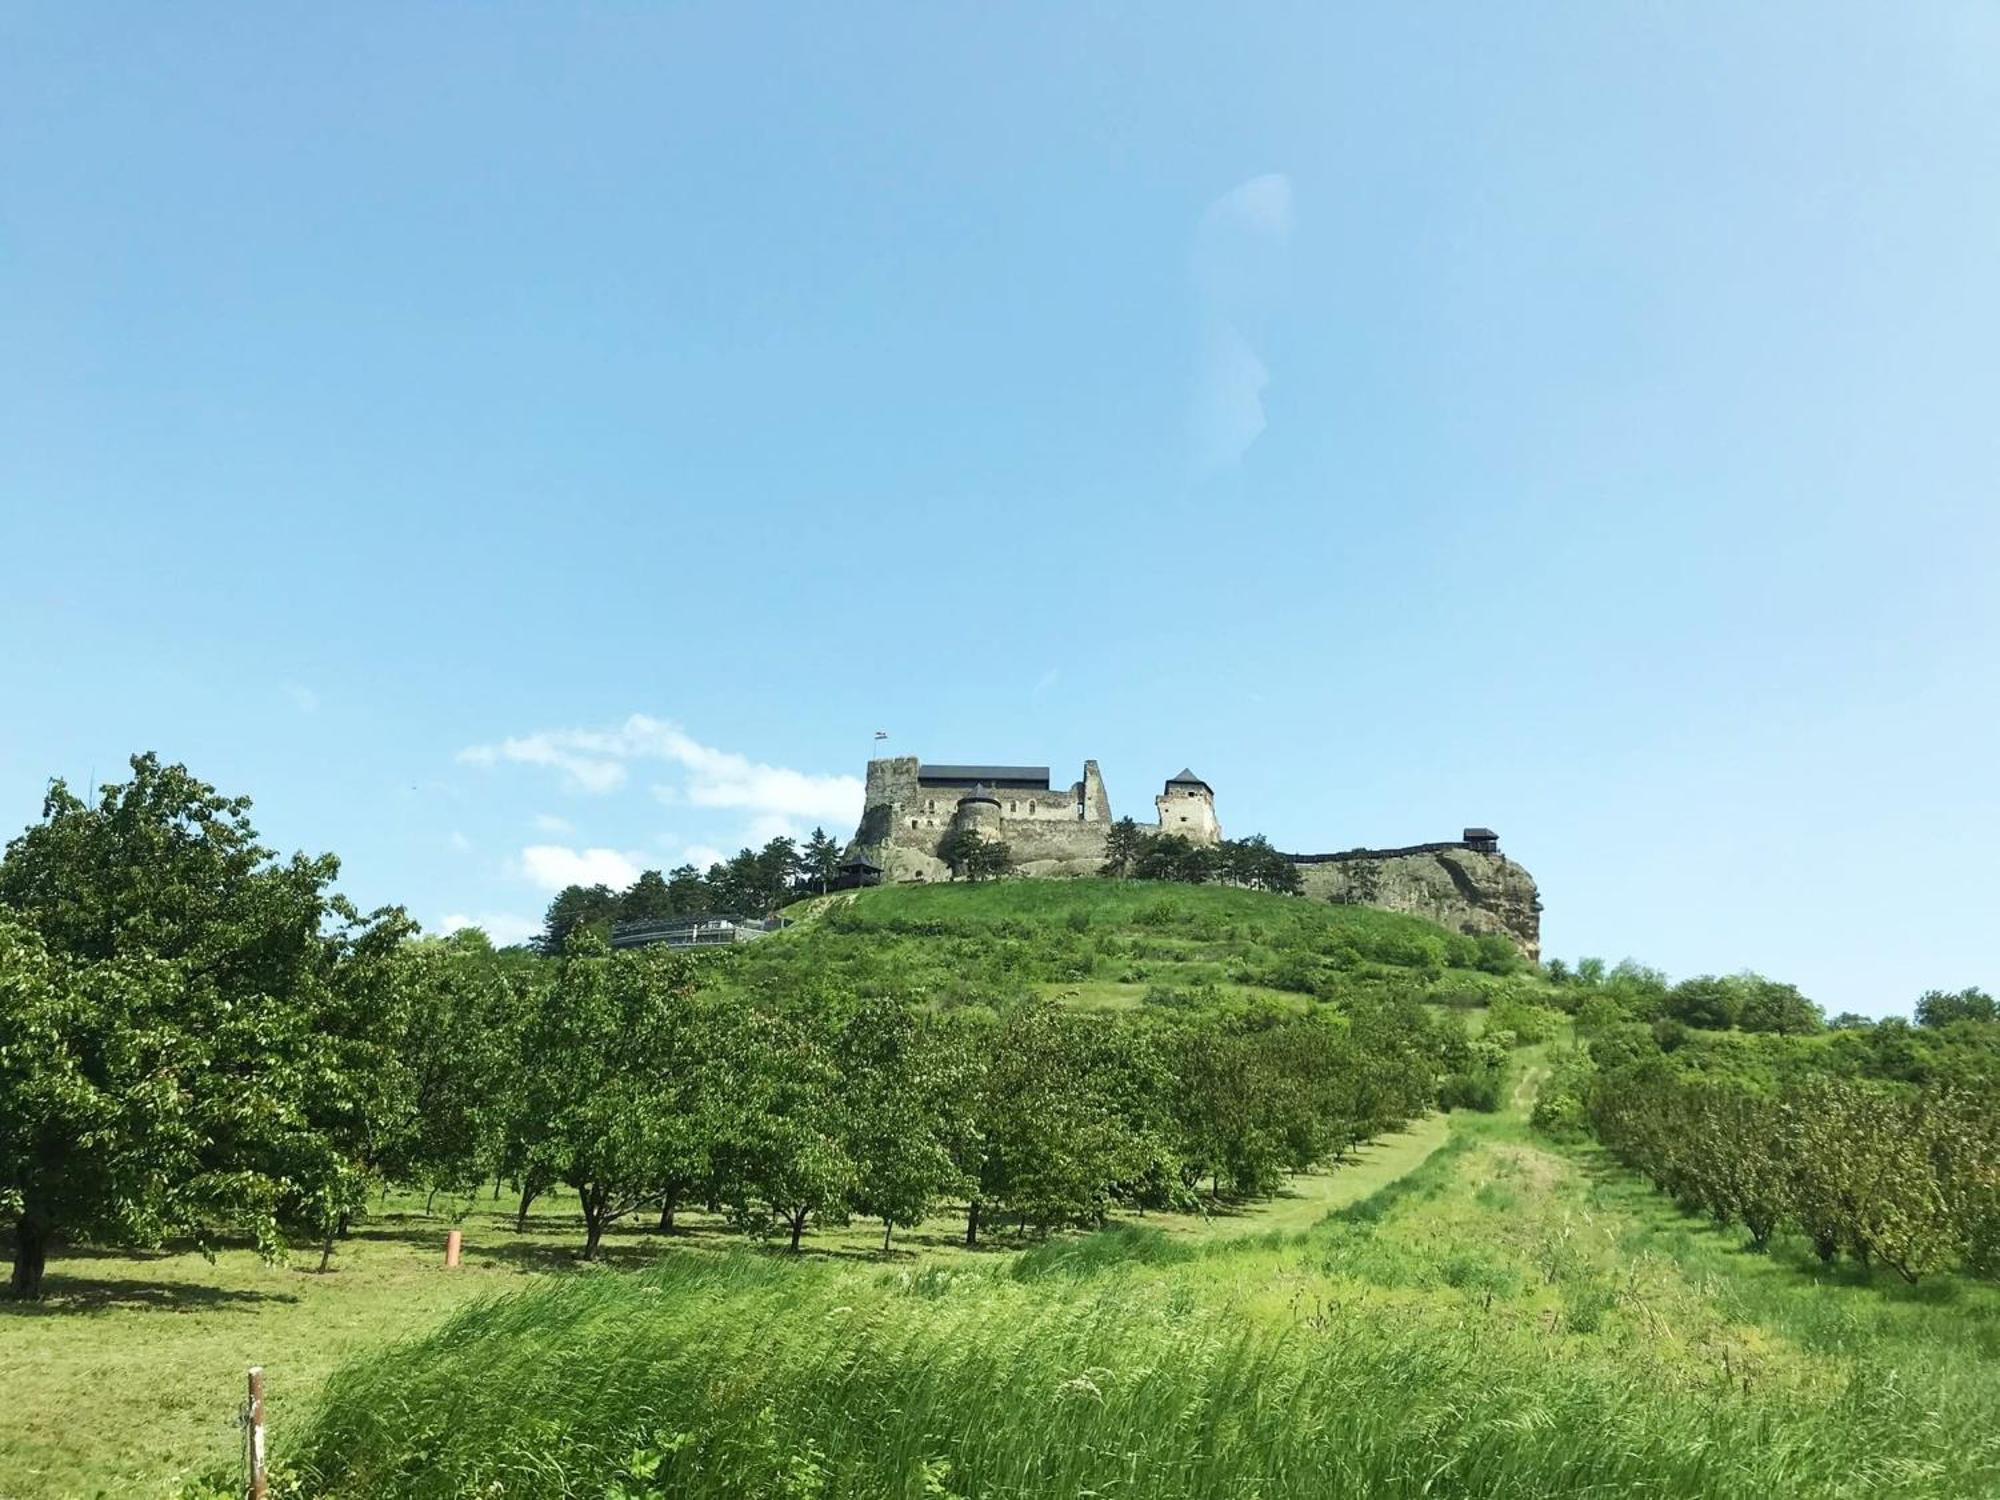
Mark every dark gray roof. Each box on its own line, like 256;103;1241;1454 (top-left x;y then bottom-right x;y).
838;854;882;871
1463;827;1498;841
1165;767;1210;787
918;764;1051;788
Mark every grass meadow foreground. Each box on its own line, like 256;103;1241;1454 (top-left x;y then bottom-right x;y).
5;874;1995;1499
288;1099;1998;1499
0;1123;1449;1499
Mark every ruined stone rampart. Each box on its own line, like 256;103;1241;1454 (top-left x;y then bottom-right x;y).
1285;840;1486;864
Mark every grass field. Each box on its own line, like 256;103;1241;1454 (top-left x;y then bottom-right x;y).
0;1114;1452;1500
288;1091;2000;1499
12;1065;1998;1497
11;883;1994;1497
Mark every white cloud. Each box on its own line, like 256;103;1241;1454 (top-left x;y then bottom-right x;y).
448;830;473;852
533;813;573;833
515;844;645;891
681;844;726;871
746;812;802;846
1193;322;1271;473
1191;172;1292;474
462;715;863;824
283;682;320;714
458;738;625;794
438;912;542;948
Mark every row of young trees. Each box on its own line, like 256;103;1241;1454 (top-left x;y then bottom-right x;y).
1588;1066;2000;1282
472;928;1445;1257
0;755;1453;1296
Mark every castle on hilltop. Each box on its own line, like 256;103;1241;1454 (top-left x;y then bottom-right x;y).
853;757;1219;881
847;754;1543;957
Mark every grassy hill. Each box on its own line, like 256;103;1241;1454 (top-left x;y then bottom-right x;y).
735;877;1551;1016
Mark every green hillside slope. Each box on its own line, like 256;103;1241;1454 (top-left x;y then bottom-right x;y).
737;877;1548;1015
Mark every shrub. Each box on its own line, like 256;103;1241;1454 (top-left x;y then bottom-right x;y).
1437;1070;1503;1112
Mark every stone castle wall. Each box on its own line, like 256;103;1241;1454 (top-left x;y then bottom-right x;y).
854;757;1112;880
849;755;1544;957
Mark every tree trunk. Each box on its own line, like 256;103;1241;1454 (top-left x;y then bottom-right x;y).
789;1212;805;1252
425;1186;439;1217
493;1177;503;1201
516;1184;539;1234
318;1224;336;1274
581;1191;605;1261
656;1190;677;1234
964;1200;980;1248
337;1210;352;1240
8;1206;51;1300
883;1219;894;1253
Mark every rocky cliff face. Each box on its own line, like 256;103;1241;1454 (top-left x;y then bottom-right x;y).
1292;848;1542;960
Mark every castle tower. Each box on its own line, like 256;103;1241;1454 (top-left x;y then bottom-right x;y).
1155;768;1221;846
950;785;1004;841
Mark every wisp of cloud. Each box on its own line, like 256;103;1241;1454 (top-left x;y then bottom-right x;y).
1191;172;1292;475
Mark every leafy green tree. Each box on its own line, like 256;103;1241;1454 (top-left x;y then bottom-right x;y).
618;869;676;922
801;828;842;895
375;935;519;1210
1664;975;1737;1030
710;843;798;915
722;1009;856;1250
964;837;1012;881
962;1003;1159;1241
664;864;713;916
756;837;801;908
537;883;619;955
1736;976;1823;1035
939;828;1010;881
1134;833;1213;884
838;1000;971;1250
0;755;395;1298
1216;835;1302;894
1917;987;1998;1028
511;933;713;1259
1099;818;1149;877
1603;960;1667;1018
1169;1018;1291;1197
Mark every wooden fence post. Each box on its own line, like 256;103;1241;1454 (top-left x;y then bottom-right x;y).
445;1228;463;1268
244;1366;267;1500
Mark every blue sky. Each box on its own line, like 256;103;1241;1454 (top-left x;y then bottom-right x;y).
3;5;1995;1012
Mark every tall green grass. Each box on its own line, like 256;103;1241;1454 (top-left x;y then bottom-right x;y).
290;1119;2000;1499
